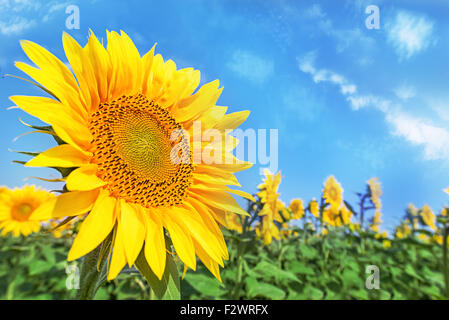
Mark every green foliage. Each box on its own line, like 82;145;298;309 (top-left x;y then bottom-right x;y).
182;228;447;300
0;225;447;299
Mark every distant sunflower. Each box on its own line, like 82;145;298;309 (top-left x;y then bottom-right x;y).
288;198;304;220
420;205;437;231
256;170;282;244
322;175;343;210
370;211;382;233
11;30;253;281
367;177;382;210
308;198;319;218
0;185;54;237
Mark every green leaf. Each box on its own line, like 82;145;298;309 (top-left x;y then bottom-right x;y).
245;277;285;299
183;273;225;297
135;249;180;300
28;260;53;276
289;261;315;276
253;260;300;283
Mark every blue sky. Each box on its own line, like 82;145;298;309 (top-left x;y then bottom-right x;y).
1;0;449;231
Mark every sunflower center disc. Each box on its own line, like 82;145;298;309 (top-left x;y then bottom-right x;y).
90;94;193;207
12;203;33;221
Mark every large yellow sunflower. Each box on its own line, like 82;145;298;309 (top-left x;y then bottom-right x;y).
0;185;54;237
11;30;253;281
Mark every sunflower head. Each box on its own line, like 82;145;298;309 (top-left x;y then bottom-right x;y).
322;175;343;210
288;198;304;220
420;204;437;231
0;185;54;237
11;30;253;281
309;198;319;218
367;177;382;210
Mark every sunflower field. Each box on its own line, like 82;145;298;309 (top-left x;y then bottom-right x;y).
1;172;448;300
0;30;448;301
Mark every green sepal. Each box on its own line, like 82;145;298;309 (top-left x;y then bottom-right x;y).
135;248;180;300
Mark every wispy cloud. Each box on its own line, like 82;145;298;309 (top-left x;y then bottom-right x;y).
387;10;436;60
394;85;416;100
298;52;357;95
227;50;274;84
0;17;35;35
42;1;72;22
0;0;77;35
299;52;449;161
386;112;449;160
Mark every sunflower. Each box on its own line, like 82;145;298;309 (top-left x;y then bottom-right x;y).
255;215;280;245
288;198;304;220
49;217;78;238
255;170;283;244
308;198;319;218
367;177;382;210
11;30;253;281
322;207;340;227
224;212;242;234
395;222;411;239
322;175;343;210
369;211;382;233
257;169;282;215
340;204;353;225
0;185;54;237
420;205;437;231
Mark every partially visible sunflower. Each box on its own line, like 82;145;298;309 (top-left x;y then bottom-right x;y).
11;30;253;281
224;212;242;234
255;215;280;245
308;198;319;218
395;222;412;239
322;207;341;227
322;175;343;211
0;185;54;237
340;204;353;225
370;211;382;233
289;198;304;220
367;177;382;210
49;217;79;238
420;205;437;231
255;170;282;244
257;169;281;214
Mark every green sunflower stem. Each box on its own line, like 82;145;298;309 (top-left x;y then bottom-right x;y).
75;240;110;300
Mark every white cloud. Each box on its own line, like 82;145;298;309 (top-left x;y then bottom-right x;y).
347;95;391;112
227;50;274;84
394;85;416;100
298;52;357;96
386;112;449;160
0;17;35;35
299;53;449;161
387;11;436;60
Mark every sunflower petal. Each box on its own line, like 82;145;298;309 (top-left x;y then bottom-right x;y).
25;144;90;168
143;209;166;280
9;95;91;150
66;164;107;191
108;223;127;280
68;190;116;261
120;200;145;267
161;208;196;270
30;189;99;220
